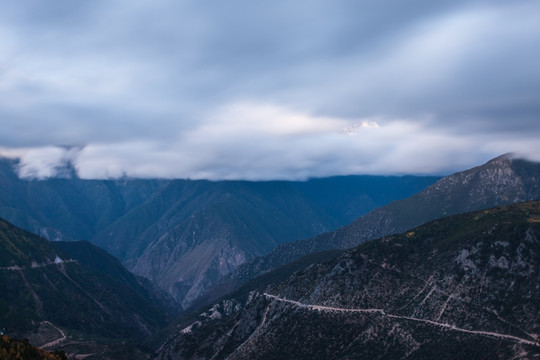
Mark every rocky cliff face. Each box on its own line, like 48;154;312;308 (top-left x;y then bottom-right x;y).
156;201;540;360
92;177;437;309
114;181;339;309
230;154;540;286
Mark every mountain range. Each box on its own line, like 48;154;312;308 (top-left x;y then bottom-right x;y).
156;200;540;359
225;154;540;291
0;157;438;308
2;153;540;359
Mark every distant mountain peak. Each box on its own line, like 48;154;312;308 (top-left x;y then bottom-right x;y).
489;152;514;162
473;153;517;173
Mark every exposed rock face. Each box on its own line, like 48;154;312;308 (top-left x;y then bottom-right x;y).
120;181;340;309
133;224;248;308
103;178;437;309
156;201;540;360
230;154;540;286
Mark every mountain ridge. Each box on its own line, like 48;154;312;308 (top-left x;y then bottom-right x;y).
227;154;540;287
156;200;540;359
0;217;174;357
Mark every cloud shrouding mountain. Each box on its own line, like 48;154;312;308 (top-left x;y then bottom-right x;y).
1;0;539;179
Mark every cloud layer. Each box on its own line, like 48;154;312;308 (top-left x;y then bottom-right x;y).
1;0;539;179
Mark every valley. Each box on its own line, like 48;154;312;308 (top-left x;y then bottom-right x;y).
1;154;539;359
0;157;438;309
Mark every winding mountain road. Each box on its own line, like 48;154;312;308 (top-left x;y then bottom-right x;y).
40;321;67;349
0;259;75;271
263;293;540;348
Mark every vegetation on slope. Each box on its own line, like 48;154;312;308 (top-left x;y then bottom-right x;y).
0;218;172;342
156;201;540;359
0;335;67;360
230;154;540;288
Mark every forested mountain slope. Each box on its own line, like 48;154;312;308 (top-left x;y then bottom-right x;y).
0;218;172;352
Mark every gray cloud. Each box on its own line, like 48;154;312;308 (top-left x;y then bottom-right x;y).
0;0;539;179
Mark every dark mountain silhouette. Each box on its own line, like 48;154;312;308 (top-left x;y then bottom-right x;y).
0;218;172;351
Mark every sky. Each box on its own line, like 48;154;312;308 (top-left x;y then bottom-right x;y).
0;0;539;180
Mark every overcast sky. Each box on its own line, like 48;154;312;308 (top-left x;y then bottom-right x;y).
1;0;539;180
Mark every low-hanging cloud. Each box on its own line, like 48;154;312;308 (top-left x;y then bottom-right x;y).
8;102;539;180
0;0;539;179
